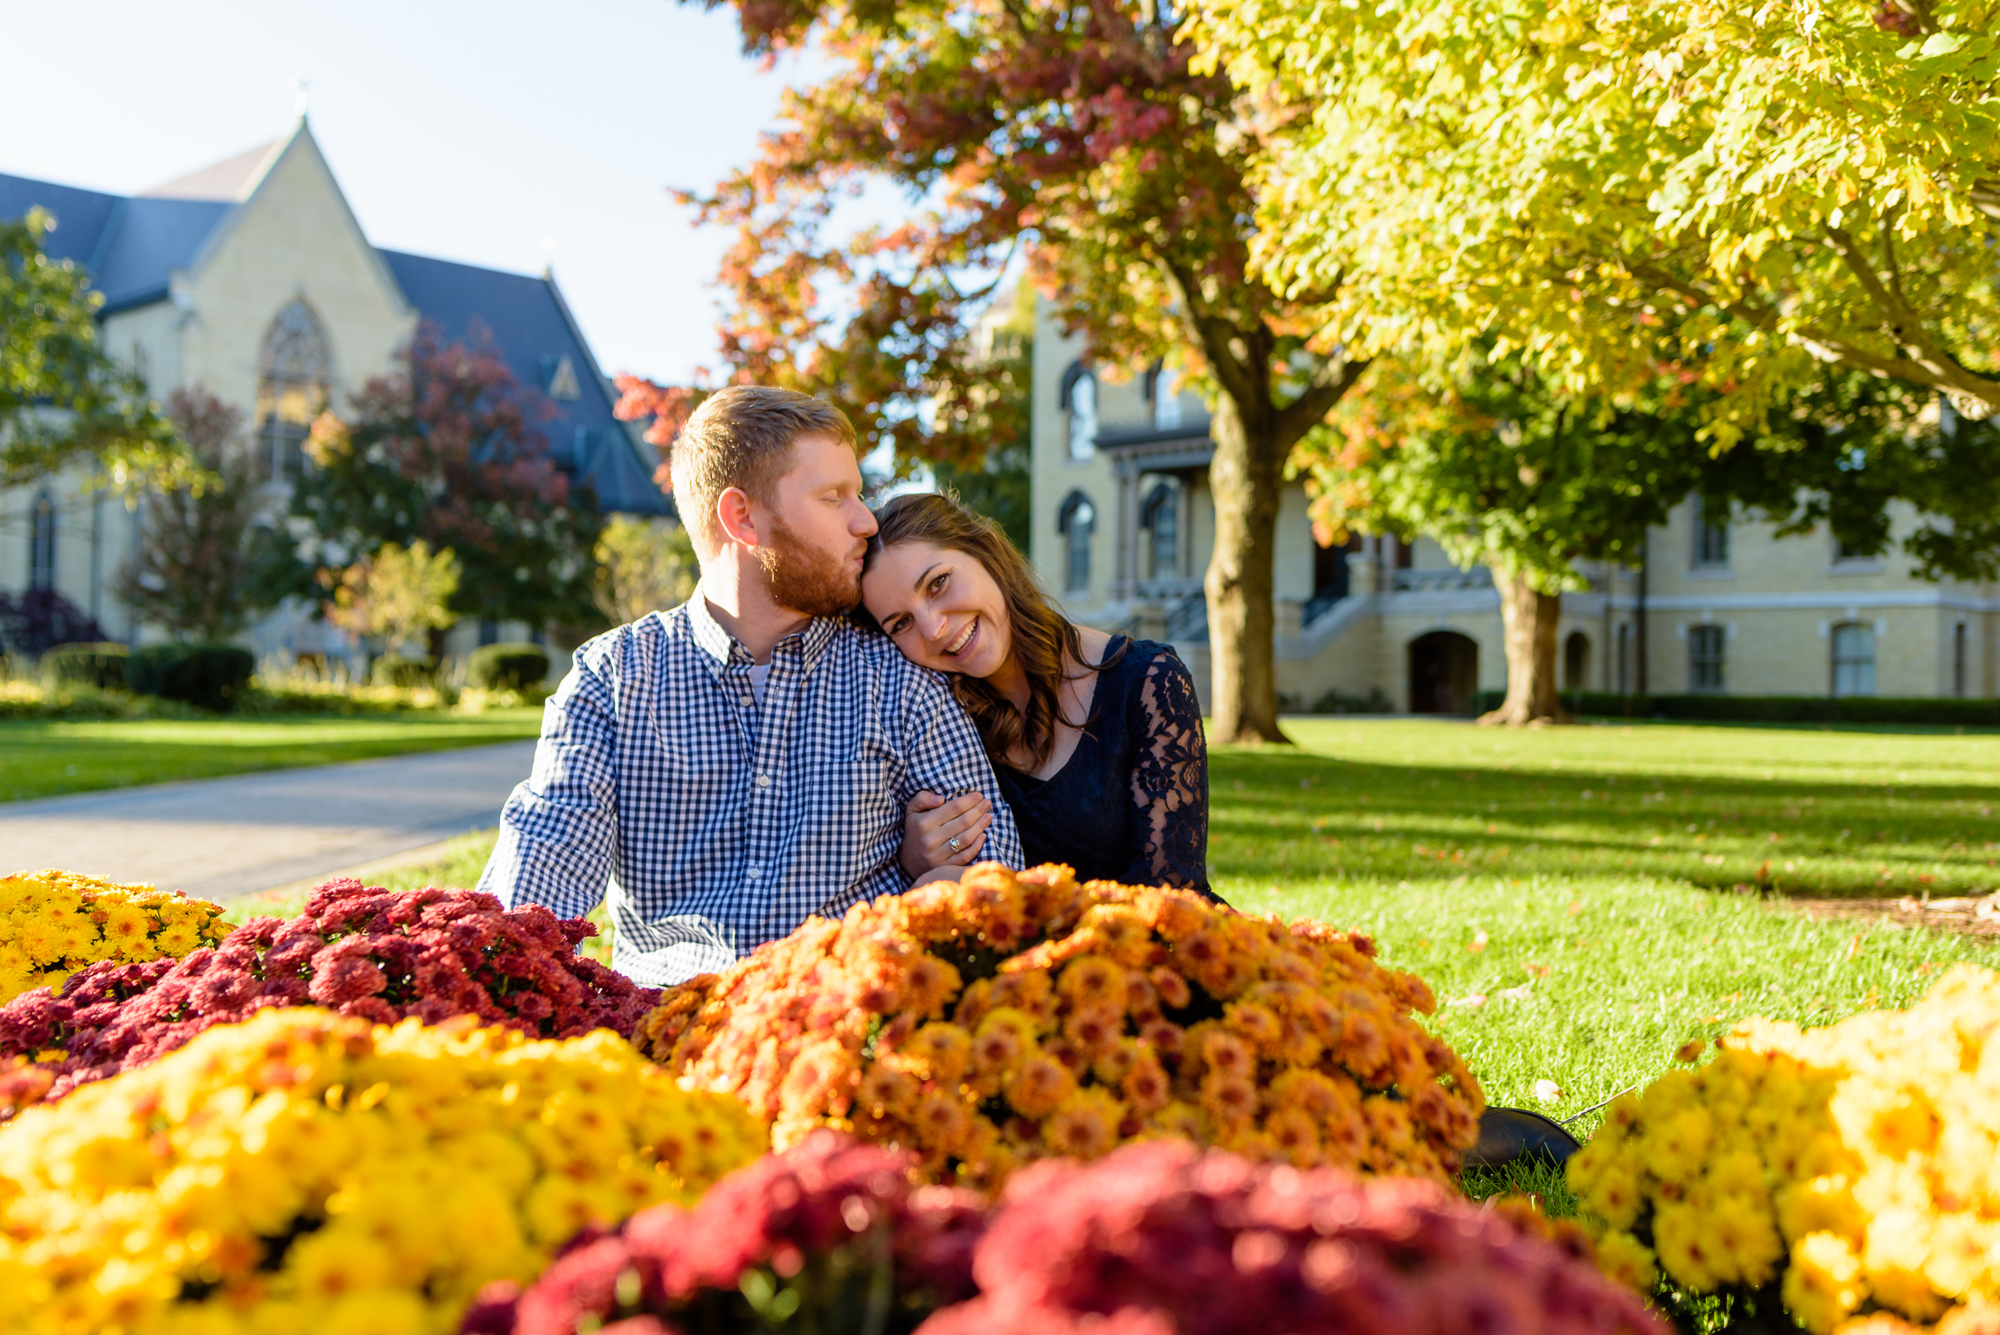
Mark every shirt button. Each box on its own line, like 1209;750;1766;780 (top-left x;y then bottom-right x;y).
746;867;762;879
740;695;754;708
755;774;771;788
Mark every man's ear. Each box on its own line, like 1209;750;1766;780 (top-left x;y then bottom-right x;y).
714;487;761;550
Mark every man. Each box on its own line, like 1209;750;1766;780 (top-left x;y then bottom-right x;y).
479;387;1020;984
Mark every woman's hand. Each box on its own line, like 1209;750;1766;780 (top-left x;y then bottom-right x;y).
898;789;993;877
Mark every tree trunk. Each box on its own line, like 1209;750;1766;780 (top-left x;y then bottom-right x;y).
1204;391;1288;745
1478;570;1570;726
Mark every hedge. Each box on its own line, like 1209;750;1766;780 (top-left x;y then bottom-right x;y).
1473;689;2000;727
466;642;549;691
369;653;435;688
41;643;128;692
127;643;255;713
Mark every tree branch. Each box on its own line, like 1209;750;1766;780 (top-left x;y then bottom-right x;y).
1155;256;1265;414
1822;222;2000;416
1274;356;1370;450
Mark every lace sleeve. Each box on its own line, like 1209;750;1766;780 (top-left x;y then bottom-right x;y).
1125;649;1211;895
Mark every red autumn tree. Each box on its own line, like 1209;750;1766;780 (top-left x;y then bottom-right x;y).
630;0;1365;743
294;323;602;637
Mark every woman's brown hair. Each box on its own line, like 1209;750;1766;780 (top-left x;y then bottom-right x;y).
859;492;1123;770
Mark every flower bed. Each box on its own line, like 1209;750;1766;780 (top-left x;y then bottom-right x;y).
0;1007;764;1335
923;1138;1668;1335
0;868;231;1004
1567;964;2000;1333
637;863;1482;1187
0;878;658;1118
463;1130;985;1335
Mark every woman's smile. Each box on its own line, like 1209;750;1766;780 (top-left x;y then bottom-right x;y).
944;616;980;658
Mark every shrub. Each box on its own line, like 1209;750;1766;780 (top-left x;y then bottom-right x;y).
637;864;1482;1189
40;641;127;691
0;588;105;658
1567;965;2000;1333
468;642;551;691
1476;690;2000;727
127;640;255;711
371;651;436;687
917;1139;1666;1335
463;1130;986;1335
0;878;660;1118
0;869;231;1005
0;1008;765;1335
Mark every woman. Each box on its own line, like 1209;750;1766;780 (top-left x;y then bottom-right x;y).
857;492;1215;898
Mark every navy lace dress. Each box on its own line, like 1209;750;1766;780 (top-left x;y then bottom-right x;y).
994;637;1216;900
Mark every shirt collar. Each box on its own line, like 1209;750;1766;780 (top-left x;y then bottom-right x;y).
686;584;846;676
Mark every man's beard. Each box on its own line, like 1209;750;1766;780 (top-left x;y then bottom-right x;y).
758;516;861;617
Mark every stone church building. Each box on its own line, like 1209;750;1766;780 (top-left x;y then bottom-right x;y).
1;120;665;671
1028;301;1999;712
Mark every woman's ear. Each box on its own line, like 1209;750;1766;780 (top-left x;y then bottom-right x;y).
715;487;760;550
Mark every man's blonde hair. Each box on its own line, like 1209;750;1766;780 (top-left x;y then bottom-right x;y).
669;386;859;556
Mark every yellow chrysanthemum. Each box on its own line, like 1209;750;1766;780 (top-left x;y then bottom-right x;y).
0;870;231;1004
0;1007;762;1335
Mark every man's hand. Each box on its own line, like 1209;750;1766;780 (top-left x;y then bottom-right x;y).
898;789;992;878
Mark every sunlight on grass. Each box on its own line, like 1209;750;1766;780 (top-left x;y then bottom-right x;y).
1219;718;2000;1134
0;711;543;803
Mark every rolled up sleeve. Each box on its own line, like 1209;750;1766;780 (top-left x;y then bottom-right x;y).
476;653;620;919
888;666;1023;878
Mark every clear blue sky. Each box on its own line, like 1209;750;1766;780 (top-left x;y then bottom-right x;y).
0;0;801;384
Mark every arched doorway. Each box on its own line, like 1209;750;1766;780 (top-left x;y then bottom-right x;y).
1564;631;1591;692
1408;631;1479;715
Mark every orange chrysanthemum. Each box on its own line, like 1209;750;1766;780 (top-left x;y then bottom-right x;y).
640;863;1479;1187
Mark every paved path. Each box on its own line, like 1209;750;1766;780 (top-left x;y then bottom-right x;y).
0;741;537;901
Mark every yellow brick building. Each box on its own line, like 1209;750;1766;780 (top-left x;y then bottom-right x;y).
1029;302;1998;711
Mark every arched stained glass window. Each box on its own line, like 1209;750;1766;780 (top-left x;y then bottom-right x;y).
255;300;332;484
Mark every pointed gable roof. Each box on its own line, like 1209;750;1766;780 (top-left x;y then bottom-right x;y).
3;128;669;517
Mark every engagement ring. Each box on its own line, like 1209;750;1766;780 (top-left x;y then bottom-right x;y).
948;836;962;852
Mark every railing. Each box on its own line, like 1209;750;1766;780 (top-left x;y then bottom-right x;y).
1390;568;1494;594
1164;593;1208;642
1300;591;1345;628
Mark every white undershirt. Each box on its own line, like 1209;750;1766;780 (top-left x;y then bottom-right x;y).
748;661;773;708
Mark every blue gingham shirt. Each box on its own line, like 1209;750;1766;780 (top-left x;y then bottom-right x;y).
478;593;1022;985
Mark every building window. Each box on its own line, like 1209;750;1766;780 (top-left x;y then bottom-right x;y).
1615;622;1632;694
1954;621;1969;698
29;490;57;590
1141;482;1178;580
1057;491;1095;593
1689;624;1726;693
1060;364;1098;461
478;619;501;647
1692;497;1729;567
256;300;333;484
1148;366;1182;431
1831;622;1875;696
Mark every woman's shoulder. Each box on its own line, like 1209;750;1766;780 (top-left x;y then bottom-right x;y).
1101;637;1196;711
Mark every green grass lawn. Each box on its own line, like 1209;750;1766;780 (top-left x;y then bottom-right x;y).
1217;718;1999;1151
0;711;544;803
228;716;1999;1184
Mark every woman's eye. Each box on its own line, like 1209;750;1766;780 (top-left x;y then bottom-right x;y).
928;573;948;595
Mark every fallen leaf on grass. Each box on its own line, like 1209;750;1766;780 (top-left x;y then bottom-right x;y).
1447;993;1487;1009
1533;1079;1562;1103
1468;929;1489;953
1496;984;1533;1002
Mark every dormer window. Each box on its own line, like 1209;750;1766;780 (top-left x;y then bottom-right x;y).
255;300;332;484
544;354;582;401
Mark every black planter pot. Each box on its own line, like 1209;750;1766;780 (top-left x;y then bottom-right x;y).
1464;1106;1582;1172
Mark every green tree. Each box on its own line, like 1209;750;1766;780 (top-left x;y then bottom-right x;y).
295;324;602;637
112;388;291;640
1305;352;2000;721
656;0;1367;743
1;210;186;492
593;516;698;627
324;540;462;657
1186;0;2000;437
